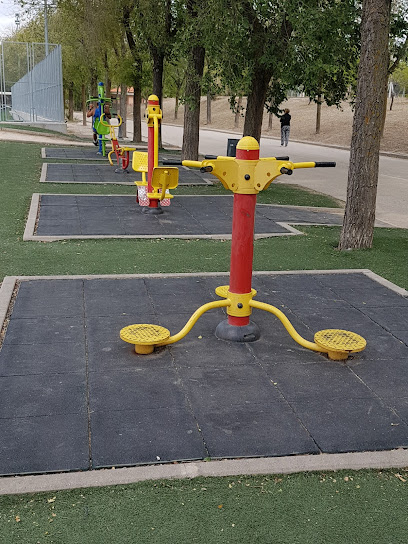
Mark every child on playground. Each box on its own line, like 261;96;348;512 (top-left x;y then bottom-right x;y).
87;102;111;145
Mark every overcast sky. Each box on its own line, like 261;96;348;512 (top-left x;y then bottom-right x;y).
0;0;22;37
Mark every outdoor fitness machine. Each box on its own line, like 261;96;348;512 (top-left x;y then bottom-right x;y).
87;82;112;156
102;115;136;172
132;94;178;212
120;136;366;361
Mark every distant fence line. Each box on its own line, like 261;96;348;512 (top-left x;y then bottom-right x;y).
0;42;64;126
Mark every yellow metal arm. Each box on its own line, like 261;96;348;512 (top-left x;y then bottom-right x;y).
156;299;230;346
249;299;327;353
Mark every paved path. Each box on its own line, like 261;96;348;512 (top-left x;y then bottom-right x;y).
146;124;408;229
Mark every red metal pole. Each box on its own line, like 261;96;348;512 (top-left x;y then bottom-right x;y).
228;144;259;327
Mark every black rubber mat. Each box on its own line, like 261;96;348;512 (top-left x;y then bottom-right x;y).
33;195;343;238
0;272;407;475
42;163;212;185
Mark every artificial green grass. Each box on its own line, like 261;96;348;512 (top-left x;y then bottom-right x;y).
1;470;408;543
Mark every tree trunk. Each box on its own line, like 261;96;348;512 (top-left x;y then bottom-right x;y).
132;86;142;143
234;96;242;128
207;92;211;124
151;49;164;147
68;82;74;121
119;83;127;139
338;0;391;250
268;110;273;131
243;66;272;141
182;44;205;160
82;84;86;126
174;93;179;119
315;94;322;134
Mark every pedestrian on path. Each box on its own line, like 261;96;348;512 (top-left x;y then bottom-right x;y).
280;108;291;146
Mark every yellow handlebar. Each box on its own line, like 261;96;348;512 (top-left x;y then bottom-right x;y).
182;160;204;168
99;113;123;128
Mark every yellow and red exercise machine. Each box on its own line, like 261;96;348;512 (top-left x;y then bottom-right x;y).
120;136;366;360
131;94;178;213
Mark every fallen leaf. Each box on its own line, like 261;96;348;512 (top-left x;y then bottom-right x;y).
15;516;21;522
47;497;56;503
395;473;407;482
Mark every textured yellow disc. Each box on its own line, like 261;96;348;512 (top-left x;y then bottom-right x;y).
120;324;170;345
215;285;257;299
215;285;230;298
314;329;366;353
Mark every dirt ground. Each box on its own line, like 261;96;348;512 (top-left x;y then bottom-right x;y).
160;96;408;154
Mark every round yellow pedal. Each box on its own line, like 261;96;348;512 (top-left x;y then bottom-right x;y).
314;329;367;361
120;324;170;354
215;285;257;298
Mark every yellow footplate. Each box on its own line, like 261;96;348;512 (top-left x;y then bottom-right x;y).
120;324;170;354
314;329;366;360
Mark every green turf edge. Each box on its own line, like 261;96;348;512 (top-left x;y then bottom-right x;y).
1;469;408;543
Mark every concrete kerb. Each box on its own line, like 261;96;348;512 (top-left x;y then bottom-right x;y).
0;268;407;495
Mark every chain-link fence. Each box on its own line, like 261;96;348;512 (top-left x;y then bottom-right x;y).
0;41;65;131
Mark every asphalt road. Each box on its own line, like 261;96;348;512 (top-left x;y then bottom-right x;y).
141;124;408;229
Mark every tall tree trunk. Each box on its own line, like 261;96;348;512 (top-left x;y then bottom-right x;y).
243;66;272;141
123;5;143;143
132;86;142;143
182;44;205;160
338;0;391;250
174;93;179;119
268;110;273;131
119;83;127;139
315;93;322;134
234;95;242;128
82;84;86;126
68;82;74;121
207;92;211;124
151;48;164;147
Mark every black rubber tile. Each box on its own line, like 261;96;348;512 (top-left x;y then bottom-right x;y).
12;285;84;318
262;361;374;401
272;289;349;311
3;316;85;345
291;306;373;332
194;402;320;458
360;306;408;332
394;330;408;344
17;279;83;299
76;195;116;207
350;327;408;360
291;398;408;453
389;398;408;425
80;219;127;236
317;273;383;290
87;342;173;372
0;342;86;376
89;367;185;411
259;273;329;293
348;358;408;399
43;148;108;160
38;205;80;222
331;286;408;308
85;314;158;354
0;414;89;475
144;277;217;315
179;365;283;409
90;407;207;467
83;278;152;317
170;336;255;368
41;194;78;206
36;220;83;236
0;372;87;418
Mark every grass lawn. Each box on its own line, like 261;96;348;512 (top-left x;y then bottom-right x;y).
0;140;407;543
1;470;408;543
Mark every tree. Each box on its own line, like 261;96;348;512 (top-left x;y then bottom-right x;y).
288;0;359;134
338;0;392;250
181;0;206;160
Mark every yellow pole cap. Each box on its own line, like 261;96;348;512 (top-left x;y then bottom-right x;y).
237;136;260;151
148;94;159;103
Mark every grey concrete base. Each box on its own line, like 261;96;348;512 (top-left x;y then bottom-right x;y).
2;449;408;496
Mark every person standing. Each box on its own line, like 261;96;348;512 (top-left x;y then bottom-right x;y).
280;108;291;146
